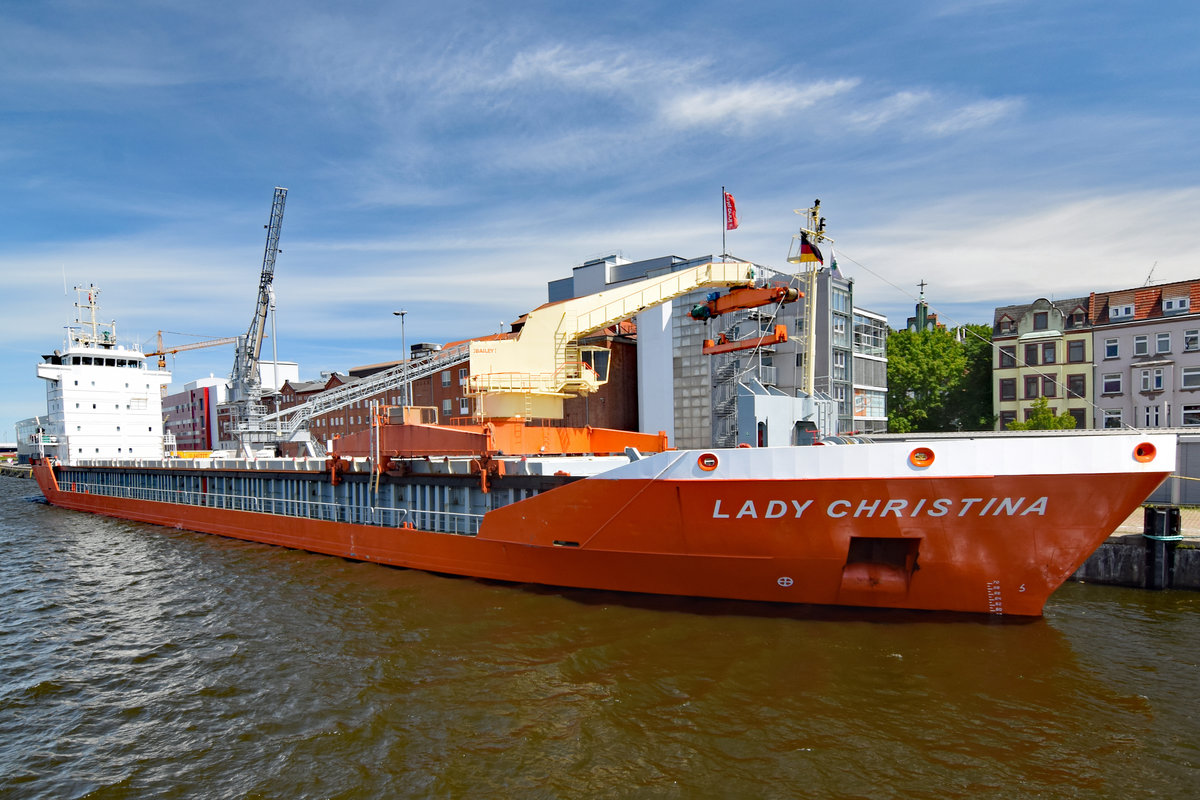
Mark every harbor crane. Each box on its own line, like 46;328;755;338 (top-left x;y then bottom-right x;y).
224;187;287;451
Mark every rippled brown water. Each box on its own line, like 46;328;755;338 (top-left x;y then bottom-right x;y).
2;475;1199;799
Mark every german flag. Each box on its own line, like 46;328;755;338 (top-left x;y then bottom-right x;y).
798;232;824;264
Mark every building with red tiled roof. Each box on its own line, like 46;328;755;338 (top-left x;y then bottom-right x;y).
1089;278;1200;429
993;278;1200;431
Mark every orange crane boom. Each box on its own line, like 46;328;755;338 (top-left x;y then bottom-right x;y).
689;284;800;355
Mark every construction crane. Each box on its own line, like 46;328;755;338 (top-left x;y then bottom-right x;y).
146;331;239;370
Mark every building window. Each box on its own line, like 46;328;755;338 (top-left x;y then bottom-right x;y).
1024;375;1039;399
1041;342;1056;364
833;350;847;381
1068;310;1086;328
1102;373;1122;394
459;397;470;415
999;378;1016;401
1067;373;1086;398
1104;338;1119;359
1145;405;1161;427
999;346;1016;369
833;315;849;348
1140;368;1164;392
999;410;1017;429
1110;304;1134;319
441;371;451;386
1103;409;1123;428
1042;376;1057;397
442;398;452;415
1067;340;1085;363
834;385;850;415
1165;297;1190;315
1133;335;1149;356
1157;332;1171;354
1068;408;1086;428
998;318;1014;335
1024;343;1039;366
1186;330;1199;352
1183;367;1200;389
1184;405;1200;426
1033;311;1048;330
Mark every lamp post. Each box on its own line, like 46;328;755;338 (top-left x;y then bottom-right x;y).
393;310;407;407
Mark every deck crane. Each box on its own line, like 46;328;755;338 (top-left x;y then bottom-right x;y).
226;187;287;450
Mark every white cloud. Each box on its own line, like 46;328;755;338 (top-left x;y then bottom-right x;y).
842;187;1200;325
847;91;934;131
491;44;700;95
924;98;1024;136
662;78;860;131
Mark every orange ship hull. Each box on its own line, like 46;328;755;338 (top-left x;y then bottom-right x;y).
31;434;1174;616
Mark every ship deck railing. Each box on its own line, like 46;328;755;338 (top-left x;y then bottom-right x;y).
59;476;483;536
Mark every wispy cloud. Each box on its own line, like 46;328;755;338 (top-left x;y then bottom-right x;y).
924;98;1024;136
843;187;1200;323
662;78;860;131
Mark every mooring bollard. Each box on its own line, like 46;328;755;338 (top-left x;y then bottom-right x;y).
1143;505;1182;590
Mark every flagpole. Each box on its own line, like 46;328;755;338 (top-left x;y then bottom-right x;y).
721;185;726;259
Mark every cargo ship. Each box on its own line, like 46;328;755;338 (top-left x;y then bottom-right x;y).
27;278;1174;616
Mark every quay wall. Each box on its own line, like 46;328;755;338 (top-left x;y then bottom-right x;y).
1072;533;1200;591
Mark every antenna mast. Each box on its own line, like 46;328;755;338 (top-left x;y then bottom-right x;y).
786;200;832;396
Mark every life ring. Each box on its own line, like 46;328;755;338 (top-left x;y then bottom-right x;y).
909;447;935;468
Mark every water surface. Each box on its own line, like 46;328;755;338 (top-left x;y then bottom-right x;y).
2;476;1197;798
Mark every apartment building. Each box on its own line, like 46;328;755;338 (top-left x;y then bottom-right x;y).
992;296;1093;429
1089;280;1200;429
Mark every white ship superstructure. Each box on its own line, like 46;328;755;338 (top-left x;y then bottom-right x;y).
36;285;171;465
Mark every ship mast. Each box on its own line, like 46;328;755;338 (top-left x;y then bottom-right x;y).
786;200;832;396
71;284;117;349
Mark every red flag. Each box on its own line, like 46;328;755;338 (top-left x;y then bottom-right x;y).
724;192;738;230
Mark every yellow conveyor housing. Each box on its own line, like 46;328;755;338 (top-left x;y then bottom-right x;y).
468;260;757;419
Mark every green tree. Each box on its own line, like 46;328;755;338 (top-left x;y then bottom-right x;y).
886;328;967;432
1004;396;1077;430
949;324;996;431
886;325;995;433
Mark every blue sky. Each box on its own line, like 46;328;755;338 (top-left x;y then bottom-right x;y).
5;0;1200;430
